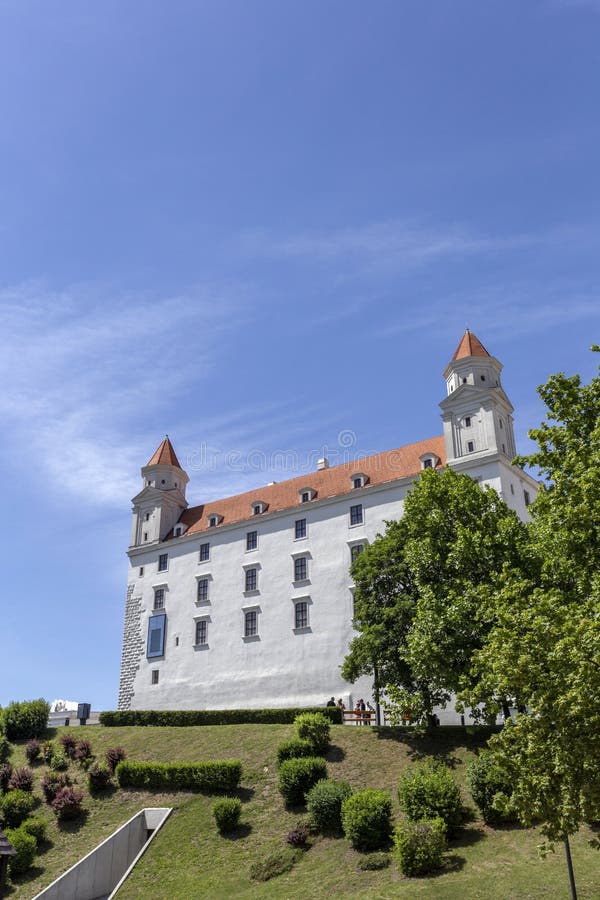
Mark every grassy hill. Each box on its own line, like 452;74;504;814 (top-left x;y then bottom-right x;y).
5;723;599;898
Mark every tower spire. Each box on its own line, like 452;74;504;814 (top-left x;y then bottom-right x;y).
147;436;182;469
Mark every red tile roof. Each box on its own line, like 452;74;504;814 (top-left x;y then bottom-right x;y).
147;437;182;469
177;435;446;537
452;330;490;361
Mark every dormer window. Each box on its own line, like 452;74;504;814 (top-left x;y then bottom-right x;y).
299;487;315;503
174;526;183;537
252;500;268;516
208;513;223;528
351;473;368;490
419;453;440;471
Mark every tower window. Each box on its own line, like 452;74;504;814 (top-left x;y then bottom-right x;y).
154;588;165;610
510;484;515;495
295;518;307;539
294;601;309;630
244;610;258;637
294;557;308;582
145;513;150;521
199;543;210;561
197;579;209;603
246;530;258;551
158;553;168;572
462;377;467;384
464;416;471;427
195;619;208;646
245;568;258;592
139;567;144;577
499;418;504;429
351;544;364;562
467;441;474;453
350;504;363;526
502;444;506;454
161;479;166;484
147;613;166;659
524;490;531;507
480;375;485;381
151;670;159;685
143;532;148;542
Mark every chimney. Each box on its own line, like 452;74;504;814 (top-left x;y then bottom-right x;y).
317;458;329;470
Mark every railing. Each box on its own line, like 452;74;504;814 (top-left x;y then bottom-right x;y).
343;709;375;725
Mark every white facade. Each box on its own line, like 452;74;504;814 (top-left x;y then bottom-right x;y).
118;333;538;711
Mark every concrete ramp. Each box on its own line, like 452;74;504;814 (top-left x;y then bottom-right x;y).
34;807;172;900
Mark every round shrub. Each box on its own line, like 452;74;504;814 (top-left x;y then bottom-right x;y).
398;762;463;834
294;713;331;754
393;817;447;876
21;816;48;844
50;749;69;772
341;789;393;851
212;797;242;832
105;746;127;774
0;762;13;793
1;699;49;741
4;826;36;876
88;763;112;793
0;789;35;827
286;822;310;846
306;779;353;834
278;757;327;807
9;767;33;792
41;771;71;803
51;786;84;821
74;739;93;764
59;733;78;759
41;740;55;764
0;733;10;763
357;851;390;871
25;739;42;764
467;751;513;825
276;739;314;767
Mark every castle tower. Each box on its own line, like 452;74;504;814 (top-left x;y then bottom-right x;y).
130;437;189;547
440;330;517;466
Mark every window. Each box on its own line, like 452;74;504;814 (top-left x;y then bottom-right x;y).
423;458;433;469
199;543;210;562
147;613;166;659
502;443;506;454
253;505;261;516
499;418;504;429
467;441;474;453
246;530;258;551
295;518;307;539
301;491;310;503
174;526;182;537
144;532;148;541
510;483;515;495
480;374;486;381
524;490;531;507
462;377;467;384
245;568;258;592
351;544;364;562
294;557;308;582
353;477;362;489
151;670;159;685
195;619;208;646
197;579;209;603
158;553;168;572
145;512;150;521
464;416;471;427
350;504;363;526
295;601;308;629
208;516;218;528
139;567;144;577
244;610;258;637
154;588;165;610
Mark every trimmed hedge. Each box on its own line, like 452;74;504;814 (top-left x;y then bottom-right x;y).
21;816;48;843
212;797;242;832
278;757;328;806
116;760;242;792
4;826;36;876
341;789;393;851
393;817;447;876
276;739;315;766
398;762;463;834
294;713;331;754
1;699;50;741
99;707;342;727
0;790;35;827
306;779;353;834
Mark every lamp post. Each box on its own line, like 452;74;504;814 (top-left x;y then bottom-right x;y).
0;828;16;895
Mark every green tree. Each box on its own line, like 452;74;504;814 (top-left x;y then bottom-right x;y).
342;467;529;719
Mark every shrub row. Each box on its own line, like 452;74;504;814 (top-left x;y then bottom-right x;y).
116;760;242;792
99;707;342;727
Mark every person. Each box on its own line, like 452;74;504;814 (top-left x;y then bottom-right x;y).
354;700;362;725
359;698;366;725
366;701;375;724
326;696;336;707
336;698;345;720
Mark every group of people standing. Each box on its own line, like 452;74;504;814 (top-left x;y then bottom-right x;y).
326;696;375;724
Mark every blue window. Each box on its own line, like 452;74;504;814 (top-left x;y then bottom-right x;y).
246;531;258;551
147;613;166;659
350;504;363;526
245;568;257;591
295;519;306;539
294;557;308;582
199;543;210;561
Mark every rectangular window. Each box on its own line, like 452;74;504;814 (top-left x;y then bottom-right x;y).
195;619;208;646
144;532;148;541
295;518;307;539
145;512;150;521
244;610;258;637
147;613;166;659
294;557;308;582
245;568;257;592
351;544;364;562
151;670;159;685
350;504;363;526
139;567;144;577
465;416;471;427
246;530;258;551
353;477;362;489
199;542;210;562
154;588;165;610
295;601;308;629
524;490;531;507
158;553;168;572
467;441;474;453
197;579;209;603
301;491;310;503
423;458;433;468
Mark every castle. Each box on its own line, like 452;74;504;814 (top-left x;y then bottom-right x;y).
118;331;538;711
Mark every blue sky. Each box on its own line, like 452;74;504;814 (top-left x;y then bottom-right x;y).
1;1;599;709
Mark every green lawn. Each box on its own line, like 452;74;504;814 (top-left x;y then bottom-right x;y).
4;724;599;898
